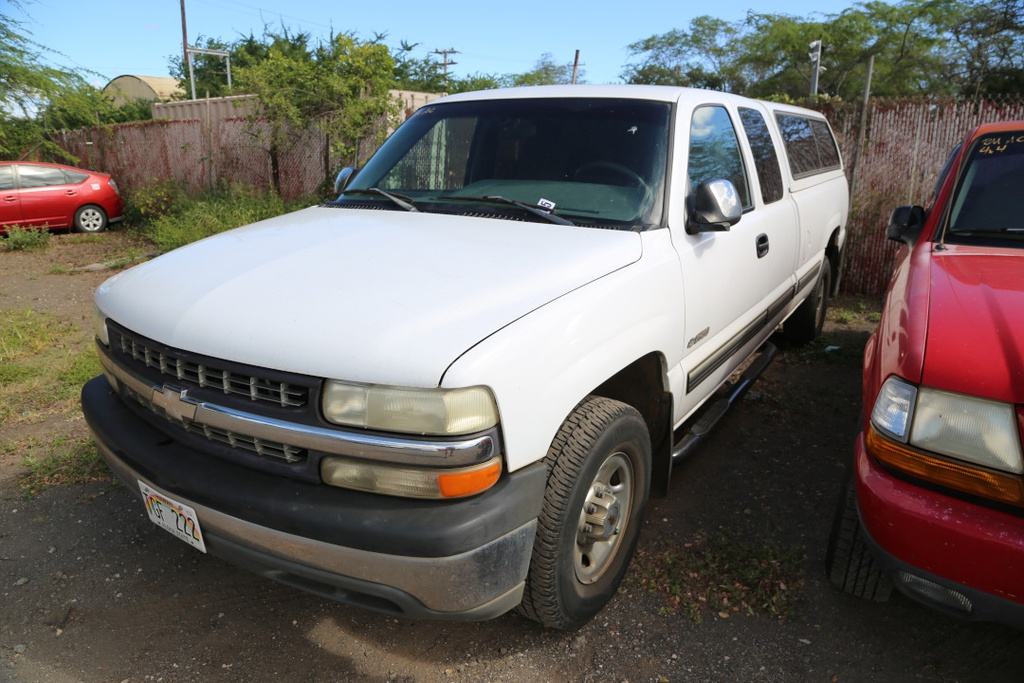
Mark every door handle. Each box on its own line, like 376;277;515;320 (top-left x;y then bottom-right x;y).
756;233;770;258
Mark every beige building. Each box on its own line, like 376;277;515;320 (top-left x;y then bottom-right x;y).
103;75;184;105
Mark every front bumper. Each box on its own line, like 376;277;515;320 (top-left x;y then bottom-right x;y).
855;439;1024;629
82;376;547;621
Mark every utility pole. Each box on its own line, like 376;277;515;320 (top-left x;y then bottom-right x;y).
180;0;189;70
433;48;459;90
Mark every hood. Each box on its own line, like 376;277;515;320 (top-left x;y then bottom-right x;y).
922;245;1024;403
97;205;642;387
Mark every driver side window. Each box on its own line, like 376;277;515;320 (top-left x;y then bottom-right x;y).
688;106;751;210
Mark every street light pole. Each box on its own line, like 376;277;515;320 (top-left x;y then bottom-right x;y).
809;40;823;96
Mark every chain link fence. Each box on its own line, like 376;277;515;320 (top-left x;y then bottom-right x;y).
52;93;1024;296
828;94;1024;295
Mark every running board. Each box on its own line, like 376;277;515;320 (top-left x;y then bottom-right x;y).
671;342;778;464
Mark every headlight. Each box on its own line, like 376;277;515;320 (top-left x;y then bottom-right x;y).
322;381;498;436
911;387;1023;474
92;305;109;346
867;376;1024;506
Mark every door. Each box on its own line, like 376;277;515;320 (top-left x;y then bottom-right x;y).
0;165;21;229
674;104;798;408
17;164;78;228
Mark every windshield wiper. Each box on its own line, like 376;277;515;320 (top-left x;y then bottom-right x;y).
343;187;419;212
441;195;574;226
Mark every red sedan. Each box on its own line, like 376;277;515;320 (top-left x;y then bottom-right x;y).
0;161;124;233
828;120;1024;630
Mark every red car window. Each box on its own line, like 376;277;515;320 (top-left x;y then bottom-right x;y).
19;165;68;188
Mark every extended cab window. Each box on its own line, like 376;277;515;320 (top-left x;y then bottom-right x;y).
944;131;1024;244
738;107;784;204
342;98;671;229
776;113;842;178
688;105;751;209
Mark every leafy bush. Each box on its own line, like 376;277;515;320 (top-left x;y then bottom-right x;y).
124;179;187;223
140;184;308;252
1;225;51;251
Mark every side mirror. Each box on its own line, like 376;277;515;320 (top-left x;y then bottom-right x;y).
886;205;925;247
686;179;742;234
334;167;359;196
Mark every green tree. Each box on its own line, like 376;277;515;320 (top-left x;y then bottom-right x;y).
622;17;743;90
40;84;152;132
0;3;82;157
503;53;581;86
233;31;398;194
946;0;1024;96
621;0;1016;100
448;73;503;94
393;41;449;92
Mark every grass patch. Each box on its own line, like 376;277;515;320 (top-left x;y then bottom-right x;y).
19;437;110;497
1;225;51;251
139;183;308;252
0;307;61;362
0;308;97;425
632;532;804;622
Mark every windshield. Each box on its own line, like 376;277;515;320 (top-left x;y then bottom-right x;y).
334;98;671;230
943;131;1024;247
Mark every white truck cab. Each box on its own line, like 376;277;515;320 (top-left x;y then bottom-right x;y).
84;85;848;629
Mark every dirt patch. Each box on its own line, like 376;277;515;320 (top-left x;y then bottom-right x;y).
2;232;1023;683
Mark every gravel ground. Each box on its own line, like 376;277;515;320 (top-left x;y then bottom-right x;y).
2;232;1023;683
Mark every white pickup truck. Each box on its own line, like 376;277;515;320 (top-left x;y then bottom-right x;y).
84;85;848;629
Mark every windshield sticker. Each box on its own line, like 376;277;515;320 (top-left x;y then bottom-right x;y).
978;134;1024;155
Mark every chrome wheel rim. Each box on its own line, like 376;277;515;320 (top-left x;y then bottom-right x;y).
574;452;633;584
79;208;103;231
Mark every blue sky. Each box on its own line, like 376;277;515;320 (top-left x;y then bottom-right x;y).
18;0;856;88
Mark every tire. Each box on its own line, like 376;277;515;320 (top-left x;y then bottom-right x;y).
73;205;108;233
517;396;651;630
825;474;893;601
784;260;831;345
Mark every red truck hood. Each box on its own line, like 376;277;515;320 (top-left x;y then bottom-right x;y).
922;245;1024;403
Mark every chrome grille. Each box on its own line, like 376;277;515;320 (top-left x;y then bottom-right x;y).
125;386;305;464
114;331;307;408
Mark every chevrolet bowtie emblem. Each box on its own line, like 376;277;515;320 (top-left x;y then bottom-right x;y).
152;386;198;422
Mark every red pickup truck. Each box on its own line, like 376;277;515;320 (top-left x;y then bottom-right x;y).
827;120;1024;630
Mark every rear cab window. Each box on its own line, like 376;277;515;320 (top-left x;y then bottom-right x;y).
775;113;842;178
738;107;784;205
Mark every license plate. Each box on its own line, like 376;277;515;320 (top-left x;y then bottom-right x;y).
139;481;207;553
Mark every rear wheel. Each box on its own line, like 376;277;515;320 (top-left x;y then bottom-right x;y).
74;205;108;233
826;474;893;601
784;260;831;345
517;396;651;630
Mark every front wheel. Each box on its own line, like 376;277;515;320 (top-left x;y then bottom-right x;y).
73;205;108;233
517;396;651;630
825;474;892;601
